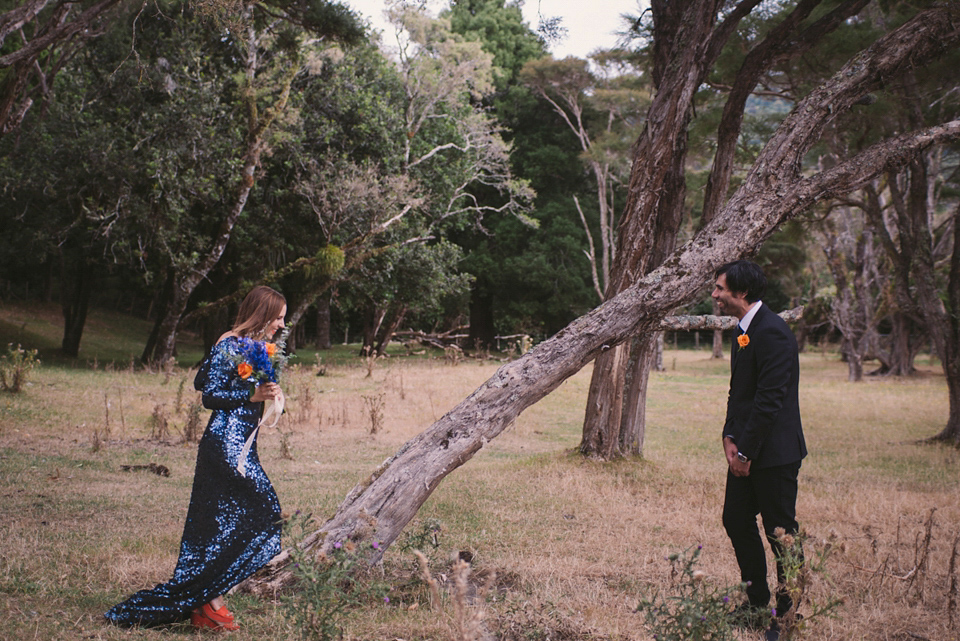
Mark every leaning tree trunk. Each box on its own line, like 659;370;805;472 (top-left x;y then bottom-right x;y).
238;7;960;594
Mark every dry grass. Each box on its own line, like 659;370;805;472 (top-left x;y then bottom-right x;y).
1;349;958;641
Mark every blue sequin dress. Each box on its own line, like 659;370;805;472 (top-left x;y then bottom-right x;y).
104;337;282;626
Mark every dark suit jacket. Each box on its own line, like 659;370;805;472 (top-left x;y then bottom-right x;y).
723;303;807;469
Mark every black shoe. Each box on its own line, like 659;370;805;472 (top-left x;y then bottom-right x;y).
728;603;769;630
764;619;780;641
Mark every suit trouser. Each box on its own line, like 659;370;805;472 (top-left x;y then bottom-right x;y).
723;460;802;614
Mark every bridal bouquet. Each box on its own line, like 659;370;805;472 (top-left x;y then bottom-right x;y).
234;338;280;384
231;325;293;384
232;327;292;477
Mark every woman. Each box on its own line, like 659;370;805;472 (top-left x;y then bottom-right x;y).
105;286;287;630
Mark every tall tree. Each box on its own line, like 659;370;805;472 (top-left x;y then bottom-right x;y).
0;0;127;136
580;0;877;460
445;0;602;347
520;53;649;301
339;4;534;352
138;0;364;365
239;5;960;593
819;204;885;381
867;145;960;443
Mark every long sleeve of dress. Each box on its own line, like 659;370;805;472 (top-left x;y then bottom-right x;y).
194;340;254;411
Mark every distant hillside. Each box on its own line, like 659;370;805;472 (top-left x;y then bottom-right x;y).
0;302;203;367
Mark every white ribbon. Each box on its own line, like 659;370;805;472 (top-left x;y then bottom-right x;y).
237;390;284;477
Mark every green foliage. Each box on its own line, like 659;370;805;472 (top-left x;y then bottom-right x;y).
396;517;444;556
443;0;547;88
773;529;843;640
281;512;390;641
0;344;40;393
306;245;346;281
636;545;741;641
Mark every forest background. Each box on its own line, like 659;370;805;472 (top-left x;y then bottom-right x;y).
1;1;960;639
0;0;953;382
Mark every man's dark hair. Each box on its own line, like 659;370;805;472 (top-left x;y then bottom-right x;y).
716;260;766;303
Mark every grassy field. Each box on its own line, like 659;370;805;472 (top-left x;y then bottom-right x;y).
1;304;958;640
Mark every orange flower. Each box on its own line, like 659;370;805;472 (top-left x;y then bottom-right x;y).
737;334;750;349
265;342;276;357
237;362;254;379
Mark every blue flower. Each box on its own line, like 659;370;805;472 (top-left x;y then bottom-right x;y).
235;338;278;383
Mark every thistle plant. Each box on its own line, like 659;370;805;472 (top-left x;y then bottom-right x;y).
281;512;390;641
773;528;843;640
636;545;742;641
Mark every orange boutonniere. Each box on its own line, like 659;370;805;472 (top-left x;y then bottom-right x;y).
265;342;276;357
237;362;254;379
737;334;750;349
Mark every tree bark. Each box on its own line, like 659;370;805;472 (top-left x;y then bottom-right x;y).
934;203;960;444
579;0;719;459
60;251;92;358
375;305;407;356
360;306;385;357
619;333;656;456
874;312;919;376
468;287;496;350
315;296;332;350
239;6;960;594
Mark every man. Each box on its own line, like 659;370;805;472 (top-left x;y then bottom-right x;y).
711;260;807;641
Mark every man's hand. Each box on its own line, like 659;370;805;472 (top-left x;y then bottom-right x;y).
723;436;751;477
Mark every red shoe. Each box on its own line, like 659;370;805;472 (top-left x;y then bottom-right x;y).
191;602;239;631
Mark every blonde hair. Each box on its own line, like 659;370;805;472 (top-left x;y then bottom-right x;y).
232;286;286;339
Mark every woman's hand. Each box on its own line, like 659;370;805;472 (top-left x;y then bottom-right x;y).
250;382;282;403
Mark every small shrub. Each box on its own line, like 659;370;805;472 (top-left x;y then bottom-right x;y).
278;426;294;460
314;353;327;377
636;545;741;641
295;381;316;426
181;398;204;443
397;518;443;557
362;346;378;378
0;343;40;393
174;376;188;414
90;426;103;453
773;529;843;640
362;392;385;435
281;512;390;641
147;402;170;441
